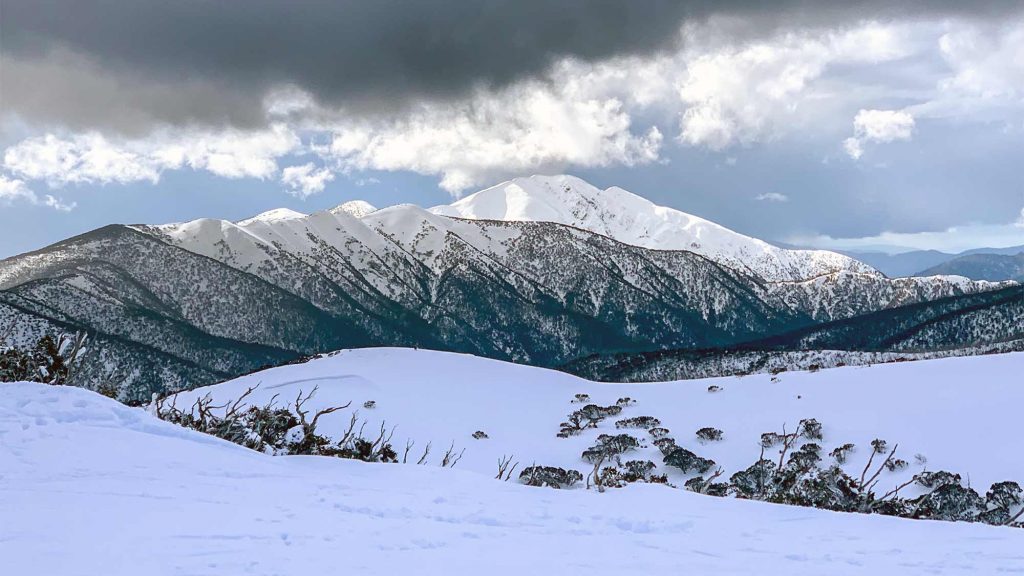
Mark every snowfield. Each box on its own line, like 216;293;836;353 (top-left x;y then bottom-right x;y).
174;348;1024;490
3;351;1023;575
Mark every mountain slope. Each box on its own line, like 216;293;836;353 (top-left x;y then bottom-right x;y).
570;284;1024;382
143;205;808;363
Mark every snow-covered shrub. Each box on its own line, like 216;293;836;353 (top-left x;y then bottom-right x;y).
760;432;784;448
912;483;985;522
666;418;1024;527
830;443;855;464
653;437;677;455
761;419;821;450
157;389;303;454
595;465;625;489
787;443;822;470
519;466;583;489
615;416;660;429
648;427;670;438
615;397;636;406
729;459;777;499
885;458;908;472
155;385;406;463
1;333;88;386
620;460;658;483
472;430;489;440
582;433;640;463
571;393;590;404
663;447;716;475
363;400;376;409
707;385;722;393
801;419;823;440
696;427;723;442
558;404;623;437
979;482;1024;526
915;470;962;490
685;475;728;497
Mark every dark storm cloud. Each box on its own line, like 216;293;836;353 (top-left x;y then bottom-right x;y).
4;0;1022;132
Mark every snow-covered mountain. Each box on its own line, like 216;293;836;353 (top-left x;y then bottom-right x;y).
432;174;876;282
0;175;1013;399
5;350;1022;574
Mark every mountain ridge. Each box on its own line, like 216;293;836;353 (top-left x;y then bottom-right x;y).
0;175;1012;399
431;175;877;282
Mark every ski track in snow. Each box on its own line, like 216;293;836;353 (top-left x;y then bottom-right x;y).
3;350;1024;575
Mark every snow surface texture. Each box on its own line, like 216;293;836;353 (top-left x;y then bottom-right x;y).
4;352;1024;575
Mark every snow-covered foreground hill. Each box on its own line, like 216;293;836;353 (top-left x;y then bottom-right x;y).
173;348;1024;490
3;377;1023;576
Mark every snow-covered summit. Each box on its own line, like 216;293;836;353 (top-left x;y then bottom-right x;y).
431;174;877;282
331;200;378;218
237;207;307;226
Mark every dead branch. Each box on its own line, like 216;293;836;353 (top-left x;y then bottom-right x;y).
859;443;880;487
1004;506;1024;526
225;383;260;419
588;453;607;492
862;443;900;494
496;455;520;481
293;386;350;434
874;474;918;507
403;439;415;464
698;468;725;494
416;442;432;465
440;441;465;468
337;412;360;446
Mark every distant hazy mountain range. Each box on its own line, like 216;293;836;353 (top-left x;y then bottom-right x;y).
1;175;1017;399
916;252;1024;282
841;245;1024;279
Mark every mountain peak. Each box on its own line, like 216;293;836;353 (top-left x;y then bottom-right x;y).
237;208;306;226
331;200;378;218
431;174;877;282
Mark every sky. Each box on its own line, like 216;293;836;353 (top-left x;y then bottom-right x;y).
2;1;1023;258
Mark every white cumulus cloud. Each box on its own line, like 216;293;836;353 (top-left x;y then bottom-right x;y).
676;22;915;149
281;163;335;198
0;174;75;211
842;137;864;160
1;18;1022;204
843;109;915;159
755;192;789;202
2;125;299;187
853;109;915;142
319;83;663;195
